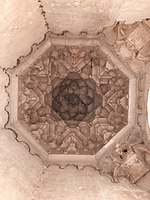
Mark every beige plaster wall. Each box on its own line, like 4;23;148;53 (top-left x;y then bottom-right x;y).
117;0;150;22
36;165;150;200
0;0;46;68
0;0;150;68
0;130;43;200
137;172;150;193
42;0;150;33
0;69;43;200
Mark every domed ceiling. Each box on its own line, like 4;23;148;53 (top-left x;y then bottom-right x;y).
4;3;150;185
16;43;129;156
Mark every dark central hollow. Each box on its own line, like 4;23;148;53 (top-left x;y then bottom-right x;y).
49;72;103;124
64;93;80;106
51;76;96;122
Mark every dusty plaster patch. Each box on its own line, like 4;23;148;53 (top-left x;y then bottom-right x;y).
0;0;47;68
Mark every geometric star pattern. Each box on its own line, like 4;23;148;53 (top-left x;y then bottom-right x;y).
18;45;129;155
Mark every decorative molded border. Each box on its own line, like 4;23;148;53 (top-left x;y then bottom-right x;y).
7;35;137;168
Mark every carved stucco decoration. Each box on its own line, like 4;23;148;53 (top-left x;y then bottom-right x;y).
50;72;102;125
96;21;150;183
16;44;129;155
103;20;150;73
99;130;150;184
7;30;138;173
6;21;150;184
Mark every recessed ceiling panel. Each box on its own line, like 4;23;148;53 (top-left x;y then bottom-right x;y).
17;44;129;155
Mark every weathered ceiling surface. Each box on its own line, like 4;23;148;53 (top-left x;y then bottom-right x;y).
40;0;150;33
1;0;150;68
6;19;150;186
17;45;128;155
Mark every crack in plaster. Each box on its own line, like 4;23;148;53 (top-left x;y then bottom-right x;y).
37;0;50;31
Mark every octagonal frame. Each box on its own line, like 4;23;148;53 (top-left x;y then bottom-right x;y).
7;36;137;167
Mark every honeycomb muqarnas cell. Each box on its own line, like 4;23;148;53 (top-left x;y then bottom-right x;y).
18;45;129;155
45;72;102;126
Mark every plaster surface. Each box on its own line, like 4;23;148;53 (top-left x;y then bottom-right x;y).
36;165;150;200
1;0;150;68
0;129;43;200
0;1;150;199
0;0;46;68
